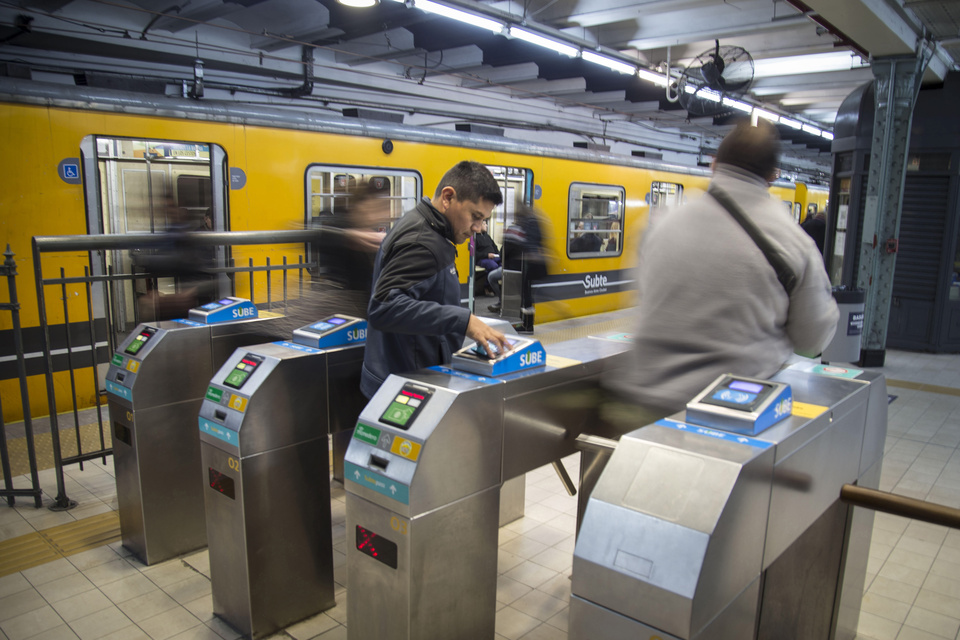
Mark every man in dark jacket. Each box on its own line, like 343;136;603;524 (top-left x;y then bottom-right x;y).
360;161;511;398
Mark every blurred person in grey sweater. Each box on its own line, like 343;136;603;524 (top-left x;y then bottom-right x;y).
603;118;839;426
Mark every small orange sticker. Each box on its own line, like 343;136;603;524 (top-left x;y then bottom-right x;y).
390;437;422;462
229;394;248;412
125;360;140;373
792;401;827;419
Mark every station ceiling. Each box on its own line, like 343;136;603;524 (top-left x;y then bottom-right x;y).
1;0;958;173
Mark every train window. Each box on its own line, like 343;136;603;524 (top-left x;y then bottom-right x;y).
650;182;683;209
306;166;421;232
486;166;533;249
568;183;624;258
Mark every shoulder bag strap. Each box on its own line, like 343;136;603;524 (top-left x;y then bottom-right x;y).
708;186;798;295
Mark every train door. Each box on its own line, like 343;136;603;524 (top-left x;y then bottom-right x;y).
81;136;230;344
472;166;533;309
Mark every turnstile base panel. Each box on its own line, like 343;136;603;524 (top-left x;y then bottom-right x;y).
203;440;335;640
570;578;760;640
346;485;500;640
111;399;207;565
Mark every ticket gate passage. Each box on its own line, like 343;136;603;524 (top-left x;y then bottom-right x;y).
106;298;286;565
344;334;632;640
198;315;367;639
570;363;888;640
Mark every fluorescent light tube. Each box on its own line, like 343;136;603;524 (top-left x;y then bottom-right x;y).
722;97;753;113
753;52;868;78
780;117;802;129
821;130;834;140
754;108;780;123
637;69;668;87
510;27;578;57
582;51;636;75
801;123;822;135
414;0;504;32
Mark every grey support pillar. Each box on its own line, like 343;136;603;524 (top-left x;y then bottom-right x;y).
856;51;931;366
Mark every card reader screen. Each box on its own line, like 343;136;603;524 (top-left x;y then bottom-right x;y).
472;337;520;359
379;383;433;430
701;377;774;411
200;302;222;311
328;316;347;325
223;354;264;389
124;327;157;355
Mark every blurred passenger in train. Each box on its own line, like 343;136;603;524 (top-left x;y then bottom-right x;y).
310;180;390;318
487;205;548;331
133;195;217;321
360;160;511;399
602;118;839;428
473;219;500;296
800;208;827;255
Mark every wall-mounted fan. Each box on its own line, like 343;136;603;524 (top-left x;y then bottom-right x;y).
677;40;755;117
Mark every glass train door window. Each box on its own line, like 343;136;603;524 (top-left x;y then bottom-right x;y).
485;166;532;249
568;183;625;258
650;181;683;209
84;136;229;341
305;166;420;232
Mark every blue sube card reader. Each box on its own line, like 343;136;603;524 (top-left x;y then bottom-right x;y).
684;373;792;436
187;297;259;324
451;337;546;377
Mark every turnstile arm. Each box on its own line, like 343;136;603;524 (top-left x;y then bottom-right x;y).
574;433;619;454
841;484;960;529
552;460;577;496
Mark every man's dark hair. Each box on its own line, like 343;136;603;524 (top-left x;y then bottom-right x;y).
434;161;504;206
715;119;781;180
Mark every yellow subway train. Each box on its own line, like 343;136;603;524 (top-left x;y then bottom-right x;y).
0;88;827;421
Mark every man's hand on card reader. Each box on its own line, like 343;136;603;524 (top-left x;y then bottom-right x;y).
466;315;512;360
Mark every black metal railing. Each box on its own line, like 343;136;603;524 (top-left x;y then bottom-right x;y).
30;230;324;509
0;246;43;508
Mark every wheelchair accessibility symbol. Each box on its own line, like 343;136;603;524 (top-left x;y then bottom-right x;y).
58;158;82;184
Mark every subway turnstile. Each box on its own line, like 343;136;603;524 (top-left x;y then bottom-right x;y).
570;364;888;640
198;316;367;640
344;335;632;640
105;298;286;565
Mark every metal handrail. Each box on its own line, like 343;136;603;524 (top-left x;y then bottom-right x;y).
840;484;960;529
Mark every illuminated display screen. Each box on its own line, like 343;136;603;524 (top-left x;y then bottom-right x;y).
328;317;347;325
124;327;157;355
356;525;397;569
472;337;520;359
701;377;773;411
379;383;433;430
310;322;335;332
209;467;235;500
223;354;264;389
200;302;222;311
218;298;234;305
730;381;764;394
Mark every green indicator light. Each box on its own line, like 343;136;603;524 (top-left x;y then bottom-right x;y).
354;423;381;445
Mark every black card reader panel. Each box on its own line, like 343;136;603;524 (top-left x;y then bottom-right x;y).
699;375;776;412
379;383;433;430
124;327;157;356
223;353;264;389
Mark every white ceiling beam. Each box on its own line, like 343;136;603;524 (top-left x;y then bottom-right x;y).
460;63;540;88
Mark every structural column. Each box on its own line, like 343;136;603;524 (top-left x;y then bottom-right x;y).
856;51;931;366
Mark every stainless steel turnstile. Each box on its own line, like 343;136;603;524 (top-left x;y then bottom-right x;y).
344;335;631;640
198;316;367;640
106;298;286;565
570;364;888;640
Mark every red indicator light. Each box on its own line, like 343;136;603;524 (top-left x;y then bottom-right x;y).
241;359;258;367
401;390;425;400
